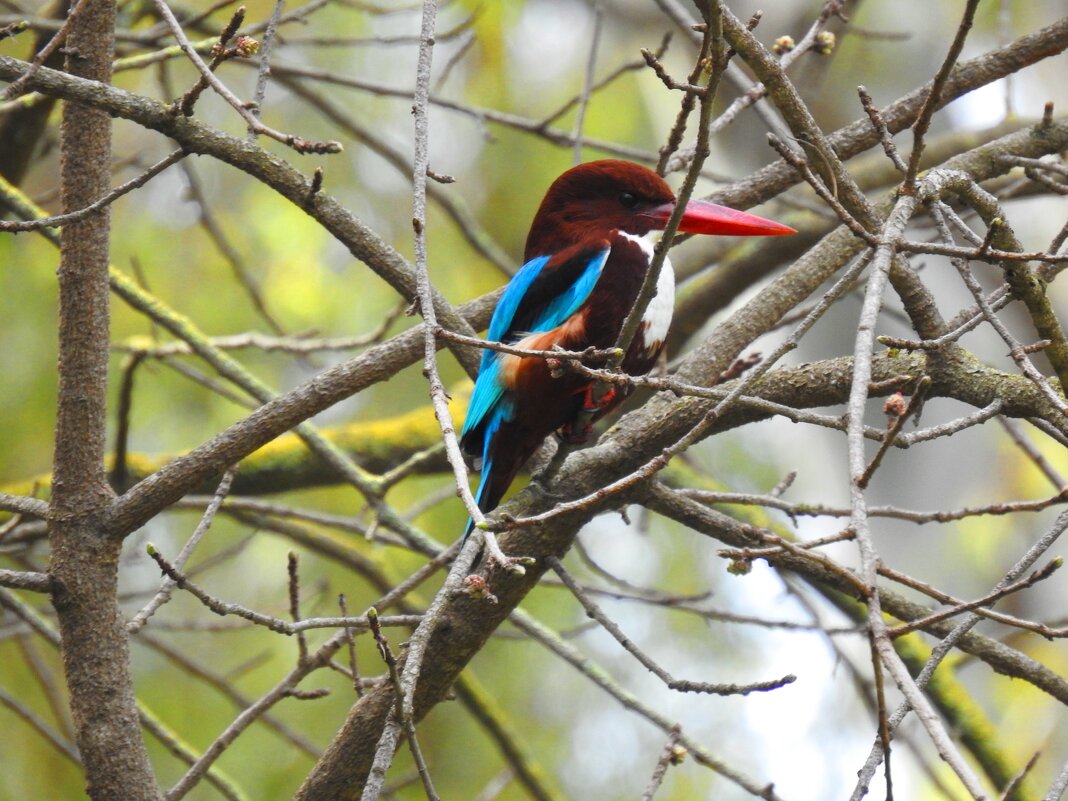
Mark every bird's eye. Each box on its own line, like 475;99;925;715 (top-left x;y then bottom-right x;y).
618;192;639;209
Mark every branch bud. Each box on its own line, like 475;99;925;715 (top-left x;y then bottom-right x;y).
772;35;795;55
814;31;836;55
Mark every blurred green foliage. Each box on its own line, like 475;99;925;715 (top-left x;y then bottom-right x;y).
2;1;1068;800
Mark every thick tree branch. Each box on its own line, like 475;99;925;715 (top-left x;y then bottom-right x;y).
46;0;162;798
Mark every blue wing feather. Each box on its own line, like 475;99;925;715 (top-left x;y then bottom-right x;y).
484;255;550;362
533;248;608;333
462;255;550;439
462;248;609;440
462;354;504;444
461;246;610;538
463;396;514;538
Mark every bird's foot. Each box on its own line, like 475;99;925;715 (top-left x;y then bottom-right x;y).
557;420;593;445
582;383;618;411
557;384;618;443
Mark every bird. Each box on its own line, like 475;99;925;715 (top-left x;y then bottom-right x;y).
459;160;795;537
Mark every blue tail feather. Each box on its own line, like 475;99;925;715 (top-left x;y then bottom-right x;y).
462;399;512;542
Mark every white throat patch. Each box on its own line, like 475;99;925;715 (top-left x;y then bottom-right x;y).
618;231;675;351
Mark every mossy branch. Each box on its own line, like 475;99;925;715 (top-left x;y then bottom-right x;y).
1;404;449;504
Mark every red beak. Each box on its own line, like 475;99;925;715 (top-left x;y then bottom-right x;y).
646;199;796;237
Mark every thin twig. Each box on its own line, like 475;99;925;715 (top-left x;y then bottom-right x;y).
248;0;286;135
858;85;907;174
338;593;363;697
0;568;51;593
1;0;93;100
550;557;796;695
858;376;931;488
903;0;981;190
879;564;1068;640
571;1;603;165
0;149;187;232
366;609;440;801
888;559;1061;638
639;726;684;801
128;467;237;633
288;551;309;666
174;6;251;115
151;0;341;153
361;3;505;797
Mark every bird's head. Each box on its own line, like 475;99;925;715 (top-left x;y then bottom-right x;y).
525;159;795;260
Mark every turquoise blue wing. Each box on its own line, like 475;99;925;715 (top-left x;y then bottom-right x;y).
461;246;609;442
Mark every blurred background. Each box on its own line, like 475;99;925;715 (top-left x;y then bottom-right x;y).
2;1;1068;799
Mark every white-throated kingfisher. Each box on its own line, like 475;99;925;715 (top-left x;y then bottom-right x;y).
460;160;795;537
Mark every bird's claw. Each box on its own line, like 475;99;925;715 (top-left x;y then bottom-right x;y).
582;384;618;411
556;421;593;444
557;384;619;443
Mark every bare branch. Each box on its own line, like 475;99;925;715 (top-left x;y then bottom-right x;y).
550;557;795;696
0;568;51;593
903;0;982;190
151;0;340;154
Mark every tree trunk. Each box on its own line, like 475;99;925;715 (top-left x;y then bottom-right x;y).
48;1;162;798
